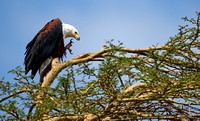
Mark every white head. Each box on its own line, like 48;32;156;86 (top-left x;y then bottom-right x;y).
62;23;80;40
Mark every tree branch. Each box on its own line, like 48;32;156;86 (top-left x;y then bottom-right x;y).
0;89;32;103
41;46;174;87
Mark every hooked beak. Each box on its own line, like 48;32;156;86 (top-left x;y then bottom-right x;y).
76;37;80;41
74;33;80;41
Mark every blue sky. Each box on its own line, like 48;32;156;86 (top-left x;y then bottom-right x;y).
0;0;200;81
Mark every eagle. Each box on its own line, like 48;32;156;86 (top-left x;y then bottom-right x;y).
24;18;80;78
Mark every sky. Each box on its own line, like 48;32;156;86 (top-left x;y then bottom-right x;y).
0;0;200;82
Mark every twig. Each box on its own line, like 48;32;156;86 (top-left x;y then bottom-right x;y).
0;89;32;103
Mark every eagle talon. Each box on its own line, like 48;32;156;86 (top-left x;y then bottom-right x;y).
70;39;74;44
65;40;73;54
68;47;73;54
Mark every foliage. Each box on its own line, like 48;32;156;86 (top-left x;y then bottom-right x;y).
0;12;200;121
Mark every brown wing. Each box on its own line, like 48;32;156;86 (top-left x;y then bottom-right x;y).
24;18;66;78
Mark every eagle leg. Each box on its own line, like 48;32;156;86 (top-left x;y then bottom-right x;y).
65;39;74;54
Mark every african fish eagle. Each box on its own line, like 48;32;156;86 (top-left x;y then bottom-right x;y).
24;18;80;78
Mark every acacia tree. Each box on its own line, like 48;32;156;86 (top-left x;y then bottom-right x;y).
0;12;200;121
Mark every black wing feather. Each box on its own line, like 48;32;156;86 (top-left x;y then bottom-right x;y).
24;18;63;77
